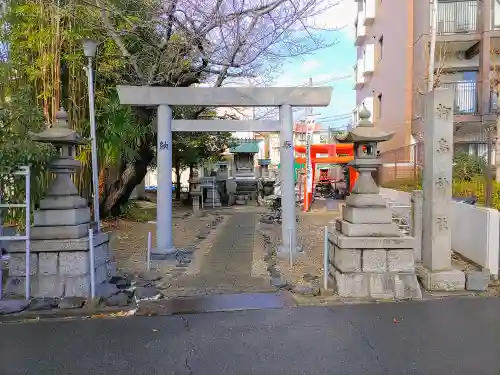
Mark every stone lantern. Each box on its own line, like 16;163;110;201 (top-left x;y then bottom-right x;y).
31;108;88;210
337;106;393;200
5;108;114;298
327;106;422;300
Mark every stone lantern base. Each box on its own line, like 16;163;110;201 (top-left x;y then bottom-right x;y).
327;197;422;300
5;196;115;299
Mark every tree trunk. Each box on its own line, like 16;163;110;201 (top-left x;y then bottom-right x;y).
188;165;194;193
174;159;182;200
100;142;154;217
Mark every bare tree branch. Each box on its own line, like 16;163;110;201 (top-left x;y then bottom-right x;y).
90;0;338;88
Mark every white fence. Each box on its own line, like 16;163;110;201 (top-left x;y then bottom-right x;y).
380;188;500;278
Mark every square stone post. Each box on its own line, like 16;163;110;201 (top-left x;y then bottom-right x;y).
278;104;298;254
418;89;465;290
411;190;423;262
155;104;175;254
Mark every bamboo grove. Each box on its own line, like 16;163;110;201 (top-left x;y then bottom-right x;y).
0;0;151;227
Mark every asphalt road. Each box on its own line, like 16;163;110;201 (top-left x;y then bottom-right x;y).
1;297;500;375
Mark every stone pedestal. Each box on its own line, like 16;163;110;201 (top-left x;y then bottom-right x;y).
329;209;422;300
5;173;115;298
418;89;465;291
6;232;114;298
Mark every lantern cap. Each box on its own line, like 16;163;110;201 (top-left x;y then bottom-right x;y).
336;104;394;143
30;107;88;145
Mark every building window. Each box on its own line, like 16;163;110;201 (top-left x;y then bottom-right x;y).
377;93;383;119
378;35;383;62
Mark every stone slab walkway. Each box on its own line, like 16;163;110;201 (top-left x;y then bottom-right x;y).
160;212;274;297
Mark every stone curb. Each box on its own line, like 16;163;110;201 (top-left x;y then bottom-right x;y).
0;304;136;323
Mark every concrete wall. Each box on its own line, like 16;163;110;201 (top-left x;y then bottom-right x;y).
379;187;500;277
452;202;500;277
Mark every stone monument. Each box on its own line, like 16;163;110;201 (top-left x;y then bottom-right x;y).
5;108;115;298
328;106;421;299
200;177;221;207
417;89;465;290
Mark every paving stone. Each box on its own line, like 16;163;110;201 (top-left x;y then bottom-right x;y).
109;276;131;289
303;273;319;282
292;285;320;296
58;297;85;309
140;270;163;282
135;280;153;288
106;293;130;307
270;277;288;288
96;283;119;299
320;288;334;296
160;212;275;298
135;287;161;299
465;271;490;291
269;268;281;279
29;298;58;311
0;299;29;315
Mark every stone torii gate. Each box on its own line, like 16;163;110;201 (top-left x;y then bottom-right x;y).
117;86;332;256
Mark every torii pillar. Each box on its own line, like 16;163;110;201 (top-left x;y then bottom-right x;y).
117;86;332;256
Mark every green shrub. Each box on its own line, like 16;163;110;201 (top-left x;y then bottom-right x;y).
453;152;486;181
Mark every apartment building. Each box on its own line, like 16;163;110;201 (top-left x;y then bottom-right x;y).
353;0;500;158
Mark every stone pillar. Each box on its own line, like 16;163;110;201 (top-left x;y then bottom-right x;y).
418;89;465;290
278;104;298;254
155;104;175;254
411;190;423;263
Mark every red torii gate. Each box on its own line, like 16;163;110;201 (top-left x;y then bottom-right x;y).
294;143;358;211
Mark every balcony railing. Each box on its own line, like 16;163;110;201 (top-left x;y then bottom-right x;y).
440;81;478;114
437;0;478;34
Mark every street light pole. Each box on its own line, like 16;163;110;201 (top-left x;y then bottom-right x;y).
82;39;100;233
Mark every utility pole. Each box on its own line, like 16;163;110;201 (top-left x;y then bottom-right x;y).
428;0;438;92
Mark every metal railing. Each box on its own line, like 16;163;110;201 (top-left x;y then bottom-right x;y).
441;81;478;114
437;0;478;34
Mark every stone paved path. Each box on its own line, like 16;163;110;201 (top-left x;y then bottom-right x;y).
162;212;274;297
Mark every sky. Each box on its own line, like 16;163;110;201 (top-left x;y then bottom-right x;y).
273;0;357;131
